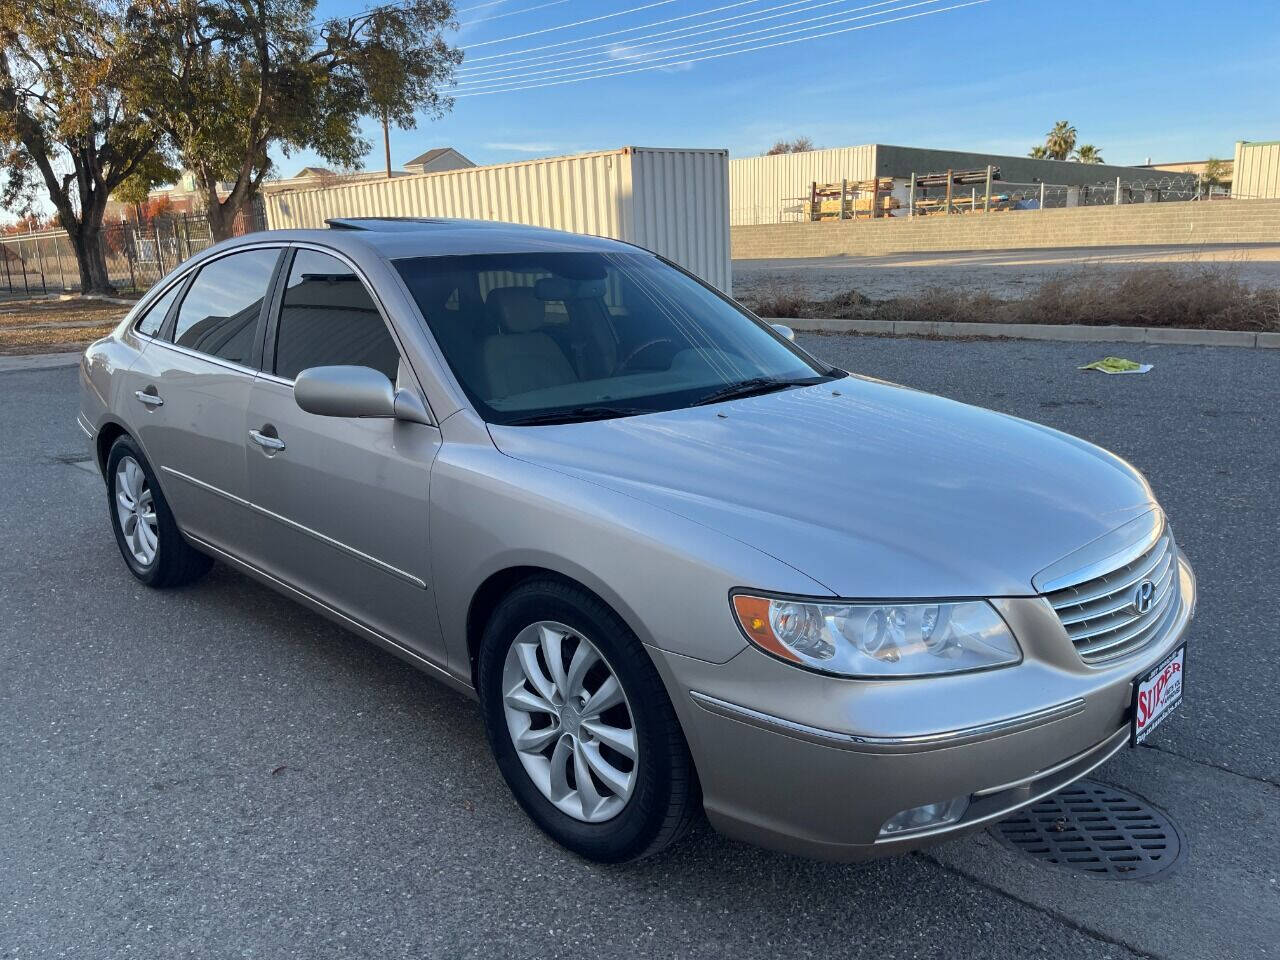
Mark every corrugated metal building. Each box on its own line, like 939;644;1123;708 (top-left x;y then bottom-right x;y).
730;144;1183;224
264;146;731;293
729;146;877;226
1233;140;1280;199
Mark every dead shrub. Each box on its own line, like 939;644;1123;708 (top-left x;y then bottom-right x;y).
743;281;810;319
744;264;1280;332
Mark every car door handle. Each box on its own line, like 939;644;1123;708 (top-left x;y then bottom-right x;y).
248;429;286;452
134;390;163;407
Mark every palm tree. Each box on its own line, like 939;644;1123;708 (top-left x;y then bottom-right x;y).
1028;145;1049;159
1072;144;1103;164
1045;121;1077;161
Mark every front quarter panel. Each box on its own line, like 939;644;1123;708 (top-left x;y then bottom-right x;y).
431;412;833;677
80;331;148;466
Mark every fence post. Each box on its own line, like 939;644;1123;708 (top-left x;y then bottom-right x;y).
1115;176;1122;206
53;234;69;290
157;221;169;277
2;242;12;294
1040;182;1046;209
809;181;817;222
944;170;953;216
840;178;848;221
983;165;993;213
124;227;137;290
29;227;47;294
908;173;916;218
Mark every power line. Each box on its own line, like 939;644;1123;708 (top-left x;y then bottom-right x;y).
458;0;867;76
453;0;987;96
467;0;681;49
458;0;568;28
455;0;947;90
460;0;775;63
455;0;521;12
458;0;913;82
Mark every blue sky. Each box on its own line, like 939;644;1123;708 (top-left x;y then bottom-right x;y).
281;0;1280;175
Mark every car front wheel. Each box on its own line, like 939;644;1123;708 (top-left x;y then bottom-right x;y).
478;578;699;863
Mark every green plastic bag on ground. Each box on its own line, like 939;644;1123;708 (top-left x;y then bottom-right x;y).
1078;356;1153;374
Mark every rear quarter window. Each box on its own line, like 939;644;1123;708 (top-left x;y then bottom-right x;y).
134;282;183;337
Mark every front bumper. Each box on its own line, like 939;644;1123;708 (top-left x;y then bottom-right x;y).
649;552;1195;861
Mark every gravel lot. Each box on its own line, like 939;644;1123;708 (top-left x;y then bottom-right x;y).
2;339;1278;959
733;244;1280;302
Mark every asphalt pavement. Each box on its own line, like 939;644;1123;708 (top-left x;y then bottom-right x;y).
2;337;1277;959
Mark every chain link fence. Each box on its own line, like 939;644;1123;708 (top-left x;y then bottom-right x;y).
914;174;1203;214
0;204;266;296
746;173;1223;224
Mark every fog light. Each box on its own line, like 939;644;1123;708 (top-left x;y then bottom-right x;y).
879;796;969;837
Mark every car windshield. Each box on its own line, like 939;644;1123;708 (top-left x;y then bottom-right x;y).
394;251;836;425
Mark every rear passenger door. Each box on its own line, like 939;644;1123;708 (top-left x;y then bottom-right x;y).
242;247;446;666
127;246;282;555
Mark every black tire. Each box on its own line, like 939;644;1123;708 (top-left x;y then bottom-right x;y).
105;434;212;588
477;578;699;863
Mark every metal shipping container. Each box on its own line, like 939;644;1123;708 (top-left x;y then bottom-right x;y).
264;146;731;292
1233;140;1280;200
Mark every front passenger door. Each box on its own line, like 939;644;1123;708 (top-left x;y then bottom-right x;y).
242;248;446;667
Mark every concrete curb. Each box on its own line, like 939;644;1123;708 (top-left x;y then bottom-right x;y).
777;317;1278;348
0;351;82;373
68;294;138;307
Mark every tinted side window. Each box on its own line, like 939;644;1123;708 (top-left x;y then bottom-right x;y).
172;249;279;365
274;250;400;383
134;282;183;337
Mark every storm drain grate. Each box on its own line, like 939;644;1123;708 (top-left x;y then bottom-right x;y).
990;780;1184;880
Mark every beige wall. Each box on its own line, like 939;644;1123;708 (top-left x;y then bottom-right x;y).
730;146;877;225
1233;141;1280;200
731;199;1280;260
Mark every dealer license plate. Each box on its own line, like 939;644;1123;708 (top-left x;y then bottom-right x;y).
1131;645;1186;746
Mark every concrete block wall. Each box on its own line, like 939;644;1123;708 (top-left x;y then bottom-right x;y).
730;199;1280;260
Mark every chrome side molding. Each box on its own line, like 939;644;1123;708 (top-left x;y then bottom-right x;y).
687;690;1087;754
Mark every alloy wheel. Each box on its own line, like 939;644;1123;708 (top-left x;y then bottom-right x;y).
115;455;158;566
501;620;639;823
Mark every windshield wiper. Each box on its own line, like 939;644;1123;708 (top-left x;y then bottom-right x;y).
504;405;651;426
691;376;822;407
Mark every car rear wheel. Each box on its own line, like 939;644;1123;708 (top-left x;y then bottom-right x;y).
106;435;212;588
478;578;699;863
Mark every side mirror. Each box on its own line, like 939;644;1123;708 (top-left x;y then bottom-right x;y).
771;323;796;341
294;365;431;424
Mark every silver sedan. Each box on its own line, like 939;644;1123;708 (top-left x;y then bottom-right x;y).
80;218;1195;863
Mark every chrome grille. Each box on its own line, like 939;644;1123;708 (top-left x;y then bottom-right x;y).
1046;533;1180;663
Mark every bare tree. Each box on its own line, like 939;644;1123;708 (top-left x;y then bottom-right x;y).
766;137;816;155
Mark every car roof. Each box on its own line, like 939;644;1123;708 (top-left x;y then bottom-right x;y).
228;218;639;261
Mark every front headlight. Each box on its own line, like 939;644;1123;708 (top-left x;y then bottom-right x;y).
731;594;1021;678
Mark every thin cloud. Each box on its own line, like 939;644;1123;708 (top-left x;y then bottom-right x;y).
484;141;559;153
608;44;694;72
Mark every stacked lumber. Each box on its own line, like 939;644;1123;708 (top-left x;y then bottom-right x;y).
805;178;900;221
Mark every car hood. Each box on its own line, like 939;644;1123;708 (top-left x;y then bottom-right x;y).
488;377;1156;598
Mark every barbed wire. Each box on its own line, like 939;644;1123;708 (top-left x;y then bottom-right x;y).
738;174;1218;224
